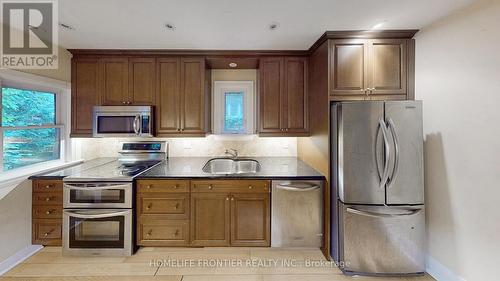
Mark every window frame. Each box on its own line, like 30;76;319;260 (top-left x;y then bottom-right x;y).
213;81;255;136
0;70;71;180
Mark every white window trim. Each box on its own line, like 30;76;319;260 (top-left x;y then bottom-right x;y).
213;81;255;137
0;69;72;184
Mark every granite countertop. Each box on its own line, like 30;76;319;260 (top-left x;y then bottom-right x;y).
29;158;116;180
137;157;325;180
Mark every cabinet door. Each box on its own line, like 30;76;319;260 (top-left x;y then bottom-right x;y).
190;193;230;246
330;40;369;98
284;57;308;134
129;58;155;105
230;193;270;246
368;39;407;96
101;58;129;105
259;57;284;133
180;58;206;134
156;58;181;135
71;58;100;137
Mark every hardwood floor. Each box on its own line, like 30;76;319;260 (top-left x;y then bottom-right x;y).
2;247;435;281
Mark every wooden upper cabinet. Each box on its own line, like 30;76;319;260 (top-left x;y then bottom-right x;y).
259;57;283;133
156;58;181;134
259;57;308;136
100;58;129;105
330;40;368;96
129;58;156;105
71;58;100;137
368;39;407;96
180;58;206;134
230;193;270;247
190;192;231;246
284;57;308;134
330;38;411;100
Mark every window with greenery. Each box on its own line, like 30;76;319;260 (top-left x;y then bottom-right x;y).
224;91;245;133
1;86;61;172
213;81;254;135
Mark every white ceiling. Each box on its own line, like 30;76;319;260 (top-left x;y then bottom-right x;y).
59;0;474;50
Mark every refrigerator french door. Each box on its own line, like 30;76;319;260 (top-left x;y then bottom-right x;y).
330;101;425;276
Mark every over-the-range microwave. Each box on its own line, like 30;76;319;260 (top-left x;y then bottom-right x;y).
92;106;153;137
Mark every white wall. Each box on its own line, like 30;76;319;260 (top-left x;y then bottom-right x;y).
415;1;500;280
0;180;32;263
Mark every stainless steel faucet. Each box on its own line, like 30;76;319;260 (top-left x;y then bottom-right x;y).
224;148;238;159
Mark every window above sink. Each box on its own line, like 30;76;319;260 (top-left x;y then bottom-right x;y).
213;81;255;136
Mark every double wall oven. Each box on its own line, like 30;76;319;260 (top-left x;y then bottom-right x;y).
62;182;133;256
62;141;167;256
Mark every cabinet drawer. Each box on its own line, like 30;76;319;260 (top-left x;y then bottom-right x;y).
33;192;63;206
138;180;189;193
32;219;62;245
33;180;62;193
138;219;189;246
191;180;270;193
138;193;189;219
33;206;63;219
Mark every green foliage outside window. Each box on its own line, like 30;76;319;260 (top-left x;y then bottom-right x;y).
1;87;60;171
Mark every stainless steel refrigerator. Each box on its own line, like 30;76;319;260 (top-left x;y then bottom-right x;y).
330;101;425;276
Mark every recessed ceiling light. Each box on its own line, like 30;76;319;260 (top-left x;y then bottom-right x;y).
371;21;386;30
269;22;279;30
59;22;74;31
229;62;238;68
165;23;175;31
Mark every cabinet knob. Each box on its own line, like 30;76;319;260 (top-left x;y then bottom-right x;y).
248;185;253;189
45;197;51;202
208;185;213;190
43;229;54;236
122;101;126;105
45;185;51;189
147;230;152;236
174;229;179;236
146;185;152;189
173;185;178;189
231;197;234;201
146;203;153;210
226;197;229;201
45;210;53;215
174;203;179;210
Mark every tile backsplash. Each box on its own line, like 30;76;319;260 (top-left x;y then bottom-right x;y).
72;135;297;160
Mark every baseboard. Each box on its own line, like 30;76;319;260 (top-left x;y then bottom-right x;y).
0;245;43;276
426;255;467;281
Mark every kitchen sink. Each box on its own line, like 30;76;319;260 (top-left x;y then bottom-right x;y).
202;158;261;174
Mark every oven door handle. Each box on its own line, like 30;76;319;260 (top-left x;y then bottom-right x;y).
64;210;130;219
63;184;130;191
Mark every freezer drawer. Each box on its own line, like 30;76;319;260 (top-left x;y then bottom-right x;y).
271;181;323;247
339;203;425;275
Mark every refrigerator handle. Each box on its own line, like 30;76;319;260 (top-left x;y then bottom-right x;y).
347;207;421;218
387;118;400;189
378;118;391;189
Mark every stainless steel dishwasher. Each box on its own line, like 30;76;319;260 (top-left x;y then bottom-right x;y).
271;180;323;247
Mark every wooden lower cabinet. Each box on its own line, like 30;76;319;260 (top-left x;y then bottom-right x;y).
230;193;270;246
190;193;231;246
190;180;271;247
137;180;191;246
137;179;271;247
32;180;63;246
138;218;189;246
